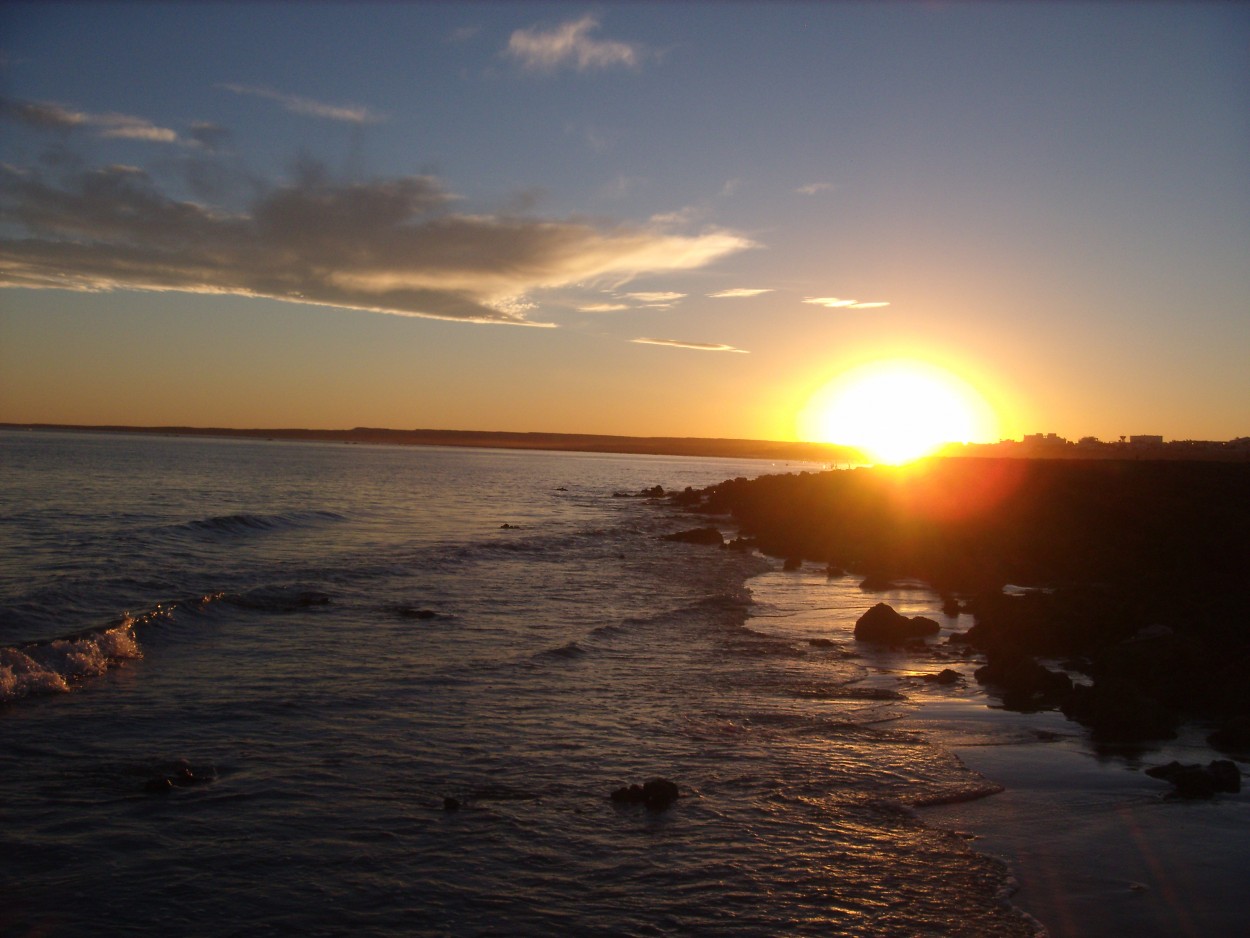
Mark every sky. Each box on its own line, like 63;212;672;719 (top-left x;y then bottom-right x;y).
1;1;1247;444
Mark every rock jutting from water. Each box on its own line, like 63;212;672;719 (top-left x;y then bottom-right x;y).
610;778;681;811
853;602;941;644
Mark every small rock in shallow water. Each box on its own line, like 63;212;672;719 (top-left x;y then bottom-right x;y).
611;777;680;811
661;527;723;546
853;603;940;644
443;797;461;811
1144;759;1241;797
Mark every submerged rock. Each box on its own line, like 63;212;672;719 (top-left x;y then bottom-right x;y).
142;760;214;794
1061;678;1179;743
974;656;1073;710
393;606;439;620
610;777;681;811
853;603;941;644
661;527;724;546
1208;715;1250;754
1145;760;1241;798
924;668;962;685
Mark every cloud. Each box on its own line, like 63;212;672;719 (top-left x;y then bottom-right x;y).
188;122;231;151
0;96;180;143
708;288;772;298
796;182;835;195
578;302;630;312
624;291;685;304
804;296;890;309
218;84;382;124
0;164;752;325
631;337;748;353
507;15;641;72
447;25;481;43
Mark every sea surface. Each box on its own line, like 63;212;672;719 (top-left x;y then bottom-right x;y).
2;430;1046;935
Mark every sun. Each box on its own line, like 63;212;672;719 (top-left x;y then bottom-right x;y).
797;359;1000;464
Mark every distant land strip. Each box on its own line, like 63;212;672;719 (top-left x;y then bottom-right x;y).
0;423;862;464
4;424;1247;462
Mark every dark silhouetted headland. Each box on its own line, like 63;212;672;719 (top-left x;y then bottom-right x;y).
677;458;1250;748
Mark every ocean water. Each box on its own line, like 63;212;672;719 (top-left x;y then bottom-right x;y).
1;430;1036;936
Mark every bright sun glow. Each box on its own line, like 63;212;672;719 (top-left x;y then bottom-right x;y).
797;359;1000;464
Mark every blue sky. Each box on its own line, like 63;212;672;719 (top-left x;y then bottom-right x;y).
1;2;1247;441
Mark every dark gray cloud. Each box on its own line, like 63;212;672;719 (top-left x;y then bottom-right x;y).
0;164;751;324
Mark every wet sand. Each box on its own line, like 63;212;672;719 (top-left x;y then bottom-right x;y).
911;696;1249;937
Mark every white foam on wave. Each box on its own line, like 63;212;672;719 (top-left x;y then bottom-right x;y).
0;617;145;704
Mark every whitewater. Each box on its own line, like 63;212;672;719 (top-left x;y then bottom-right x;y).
6;429;1233;936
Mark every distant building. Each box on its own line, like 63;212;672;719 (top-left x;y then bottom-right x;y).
1129;435;1164;445
1022;432;1069;446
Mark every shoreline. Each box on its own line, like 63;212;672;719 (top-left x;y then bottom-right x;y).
913;698;1250;937
740;560;1248;937
0;422;859;465
690;460;1250;934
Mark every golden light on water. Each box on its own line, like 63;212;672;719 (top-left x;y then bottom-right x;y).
797;359;1001;464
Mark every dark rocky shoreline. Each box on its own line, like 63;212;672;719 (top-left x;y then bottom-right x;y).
670;458;1250;765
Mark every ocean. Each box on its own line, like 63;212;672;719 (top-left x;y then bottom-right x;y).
6;429;1233;936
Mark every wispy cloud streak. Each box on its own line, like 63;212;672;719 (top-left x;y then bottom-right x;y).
507;16;641;72
624;291;685;304
0;96;179;142
218;84;383;123
708;288;772;298
632;337;748;353
804;296;890;309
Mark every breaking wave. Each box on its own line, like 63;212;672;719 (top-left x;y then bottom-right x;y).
0;610;154;703
173;510;346;537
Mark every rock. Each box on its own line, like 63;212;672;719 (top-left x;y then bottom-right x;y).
394;606;438;620
725;536;757;552
1208;715;1250;753
808;638;836;648
614;485;666;499
782;556;802;571
858;574;895;592
610;777;680;811
853;603;941;644
443;796;461;811
825;564;846;578
974;656;1073;710
941;595;962;617
924;668;961;685
1209;759;1242;793
1145;760;1241;798
1061;678;1179;742
661;527;724;546
143;761;213;793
